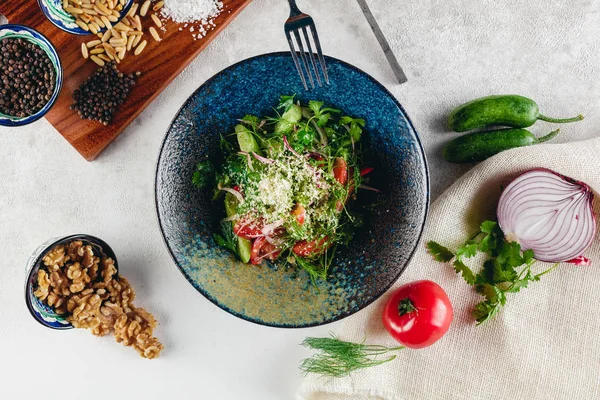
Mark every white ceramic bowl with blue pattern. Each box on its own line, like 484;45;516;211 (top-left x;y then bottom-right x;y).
37;0;135;35
0;24;63;127
25;235;119;330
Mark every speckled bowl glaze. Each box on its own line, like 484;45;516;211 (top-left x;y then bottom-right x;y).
156;52;429;328
25;234;119;330
0;25;62;127
37;0;134;35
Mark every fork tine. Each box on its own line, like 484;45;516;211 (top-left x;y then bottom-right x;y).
309;23;329;84
301;26;322;87
285;30;308;90
292;29;315;89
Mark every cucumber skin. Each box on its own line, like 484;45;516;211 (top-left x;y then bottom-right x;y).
224;192;252;263
443;128;538;163
448;95;539;132
275;104;303;134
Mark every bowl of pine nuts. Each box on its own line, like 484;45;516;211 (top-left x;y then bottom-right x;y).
37;0;135;35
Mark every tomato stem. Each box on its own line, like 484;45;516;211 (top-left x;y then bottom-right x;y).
397;298;417;316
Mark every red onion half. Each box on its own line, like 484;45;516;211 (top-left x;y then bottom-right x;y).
497;168;596;264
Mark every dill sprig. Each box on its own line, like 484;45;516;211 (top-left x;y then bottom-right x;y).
300;335;404;378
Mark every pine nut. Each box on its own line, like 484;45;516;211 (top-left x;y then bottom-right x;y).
66;6;83;14
126;34;135;51
90;55;105;66
75;20;90;31
86;39;101;47
100;16;112;30
89;48;104;54
134;39;147;55
127;3;138;17
132;33;142;47
153;1;164;11
81;42;89;59
149;26;161;42
151;14;162;28
139;0;150;17
101;29;112;42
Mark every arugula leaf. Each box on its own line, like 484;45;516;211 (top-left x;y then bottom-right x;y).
426;241;455;262
192;160;215;189
453;259;476;285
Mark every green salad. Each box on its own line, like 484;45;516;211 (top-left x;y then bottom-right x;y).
193;95;375;282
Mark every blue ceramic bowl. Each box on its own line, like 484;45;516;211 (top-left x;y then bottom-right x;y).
156;53;429;328
0;25;62;127
37;0;134;35
25;235;119;330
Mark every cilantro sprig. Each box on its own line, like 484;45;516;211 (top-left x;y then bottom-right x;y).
427;221;558;325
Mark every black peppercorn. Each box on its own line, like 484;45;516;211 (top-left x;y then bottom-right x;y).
71;62;139;125
0;38;56;117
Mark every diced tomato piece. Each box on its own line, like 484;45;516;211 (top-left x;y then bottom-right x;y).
250;237;267;265
291;203;306;225
333;157;348;186
360;167;374;176
292;237;331;257
260;242;281;261
234;218;264;239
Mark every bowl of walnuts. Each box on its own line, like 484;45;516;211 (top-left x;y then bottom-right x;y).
25;234;164;359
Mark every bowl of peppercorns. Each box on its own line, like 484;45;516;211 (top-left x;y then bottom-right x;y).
0;25;62;127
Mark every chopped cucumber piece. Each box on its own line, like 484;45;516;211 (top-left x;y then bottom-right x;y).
235;124;262;154
275;104;303;134
237;237;252;263
224;192;238;217
224;192;252;263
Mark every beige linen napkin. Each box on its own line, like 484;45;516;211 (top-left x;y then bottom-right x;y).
298;137;600;400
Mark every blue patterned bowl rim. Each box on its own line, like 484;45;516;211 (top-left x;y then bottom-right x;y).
24;234;119;330
0;24;63;127
37;0;134;35
155;52;430;328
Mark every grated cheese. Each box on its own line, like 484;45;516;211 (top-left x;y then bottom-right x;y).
238;151;341;239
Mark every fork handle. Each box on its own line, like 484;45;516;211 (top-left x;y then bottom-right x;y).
287;0;302;16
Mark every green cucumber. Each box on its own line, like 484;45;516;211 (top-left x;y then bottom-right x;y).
443;128;560;163
235;124;262;155
275;104;303;134
224;192;252;263
448;95;583;132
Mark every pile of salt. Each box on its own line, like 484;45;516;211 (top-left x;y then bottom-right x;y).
161;0;224;40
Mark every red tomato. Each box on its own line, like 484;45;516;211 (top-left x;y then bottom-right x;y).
250;237;266;265
291;203;306;225
382;280;453;349
333;157;348;186
233;219;264;239
292;237;331;257
360;167;374;176
260;242;281;261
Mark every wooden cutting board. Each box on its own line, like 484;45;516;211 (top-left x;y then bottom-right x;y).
1;0;252;160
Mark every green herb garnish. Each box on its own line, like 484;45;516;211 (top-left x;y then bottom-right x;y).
300;335;404;377
427;220;558;325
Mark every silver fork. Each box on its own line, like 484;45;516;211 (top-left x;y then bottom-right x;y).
284;0;329;90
